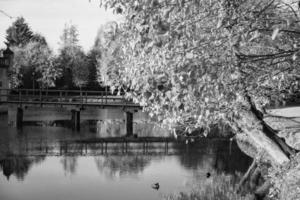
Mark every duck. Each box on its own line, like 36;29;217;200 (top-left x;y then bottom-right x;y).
151;182;160;190
206;172;211;178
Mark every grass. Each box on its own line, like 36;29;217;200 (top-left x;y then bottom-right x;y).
163;173;255;200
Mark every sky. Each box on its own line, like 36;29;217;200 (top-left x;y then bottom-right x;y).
0;0;121;53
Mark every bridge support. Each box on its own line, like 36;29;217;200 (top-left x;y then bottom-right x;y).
16;107;23;129
125;111;133;137
71;109;80;131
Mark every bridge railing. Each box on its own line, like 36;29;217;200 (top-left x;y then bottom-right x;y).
0;88;137;107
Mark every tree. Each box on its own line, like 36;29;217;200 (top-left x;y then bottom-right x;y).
5;17;59;88
59;23;79;49
72;49;89;88
98;0;300;167
56;23;89;89
86;48;101;89
95;21;126;90
6;17;33;47
10;41;61;88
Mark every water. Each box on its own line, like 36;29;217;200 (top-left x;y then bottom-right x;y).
0;111;252;200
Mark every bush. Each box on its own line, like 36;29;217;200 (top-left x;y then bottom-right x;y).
268;153;300;200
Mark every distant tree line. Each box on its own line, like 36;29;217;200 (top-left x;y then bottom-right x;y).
4;17;105;91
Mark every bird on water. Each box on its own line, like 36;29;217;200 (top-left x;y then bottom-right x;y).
206;172;211;178
151;183;160;190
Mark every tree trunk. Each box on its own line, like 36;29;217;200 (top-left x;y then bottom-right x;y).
255;180;271;199
234;95;291;166
245;95;295;157
239;123;289;165
237;158;257;192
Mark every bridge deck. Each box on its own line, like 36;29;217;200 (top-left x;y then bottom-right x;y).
0;88;140;108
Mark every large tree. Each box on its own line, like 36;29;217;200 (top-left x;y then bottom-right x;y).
56;23;89;89
97;0;300;167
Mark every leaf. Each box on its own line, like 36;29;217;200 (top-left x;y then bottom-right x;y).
272;28;280;40
216;19;222;29
186;52;193;59
249;30;259;42
166;91;172;99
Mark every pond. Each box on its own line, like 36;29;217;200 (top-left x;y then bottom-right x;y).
0;110;252;200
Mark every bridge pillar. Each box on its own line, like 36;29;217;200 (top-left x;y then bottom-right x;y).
71;109;80;131
16;107;23;129
125;111;133;136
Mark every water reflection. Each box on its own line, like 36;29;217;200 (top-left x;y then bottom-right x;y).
0;139;251;181
0;155;45;181
0;142;251;200
22;119;170;138
60;156;78;175
0;112;252;200
94;155;152;179
7;108;171;137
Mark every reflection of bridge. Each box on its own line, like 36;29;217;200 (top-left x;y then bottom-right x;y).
0;89;140;133
14;137;188;156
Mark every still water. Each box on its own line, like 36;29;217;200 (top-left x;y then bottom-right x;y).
0;110;252;200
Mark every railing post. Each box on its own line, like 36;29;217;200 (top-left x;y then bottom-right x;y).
18;90;21;102
59;91;62;102
80;90;83;106
105;87;108;104
85;92;88;104
46;89;48;101
39;89;42;107
106;91;108;104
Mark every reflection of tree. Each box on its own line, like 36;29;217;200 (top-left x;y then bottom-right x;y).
97;120;123;137
0;155;45;181
94;155;152;179
134;122;170;137
174;140;252;175
60;156;78;175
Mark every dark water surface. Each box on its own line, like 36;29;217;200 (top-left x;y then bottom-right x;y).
0;112;252;200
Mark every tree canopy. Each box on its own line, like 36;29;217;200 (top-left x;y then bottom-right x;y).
97;0;300;165
98;0;300;130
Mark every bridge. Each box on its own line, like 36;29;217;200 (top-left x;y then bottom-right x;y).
0;88;141;133
0;88;139;108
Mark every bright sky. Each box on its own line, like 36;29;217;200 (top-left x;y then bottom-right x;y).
0;0;121;53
